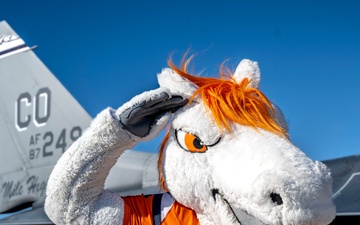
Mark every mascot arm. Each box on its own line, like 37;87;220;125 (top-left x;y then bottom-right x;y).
44;87;187;225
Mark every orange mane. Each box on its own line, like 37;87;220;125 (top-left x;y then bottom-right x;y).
158;55;288;190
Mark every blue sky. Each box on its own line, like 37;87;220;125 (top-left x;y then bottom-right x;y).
1;0;360;163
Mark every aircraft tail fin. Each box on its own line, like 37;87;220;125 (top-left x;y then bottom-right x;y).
0;20;92;213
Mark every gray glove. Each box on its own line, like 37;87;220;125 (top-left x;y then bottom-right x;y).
119;92;188;137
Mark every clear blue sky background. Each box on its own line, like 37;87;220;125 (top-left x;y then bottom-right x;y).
1;0;359;163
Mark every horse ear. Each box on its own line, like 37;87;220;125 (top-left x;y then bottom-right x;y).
157;68;197;98
233;59;261;88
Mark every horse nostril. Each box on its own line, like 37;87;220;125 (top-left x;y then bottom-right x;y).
270;192;283;205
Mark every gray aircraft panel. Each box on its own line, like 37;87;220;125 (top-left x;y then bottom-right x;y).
323;155;360;216
0;207;53;225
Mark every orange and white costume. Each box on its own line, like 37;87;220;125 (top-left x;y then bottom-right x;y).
123;193;199;225
45;58;336;225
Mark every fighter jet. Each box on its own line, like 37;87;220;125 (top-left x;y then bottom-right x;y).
0;21;358;224
0;20;160;224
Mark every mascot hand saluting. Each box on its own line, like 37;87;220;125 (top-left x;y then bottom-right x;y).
45;56;336;225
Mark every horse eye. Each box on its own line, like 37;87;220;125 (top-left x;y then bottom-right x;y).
175;130;207;153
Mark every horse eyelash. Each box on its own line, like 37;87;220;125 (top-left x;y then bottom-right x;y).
207;137;221;147
176;129;221;147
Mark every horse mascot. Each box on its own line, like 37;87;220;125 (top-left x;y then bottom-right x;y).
45;56;336;225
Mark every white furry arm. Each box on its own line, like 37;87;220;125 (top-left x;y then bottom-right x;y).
45;108;135;225
44;87;185;224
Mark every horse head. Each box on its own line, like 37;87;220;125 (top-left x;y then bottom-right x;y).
156;57;336;225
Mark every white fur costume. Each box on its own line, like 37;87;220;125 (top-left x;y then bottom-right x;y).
45;59;336;225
